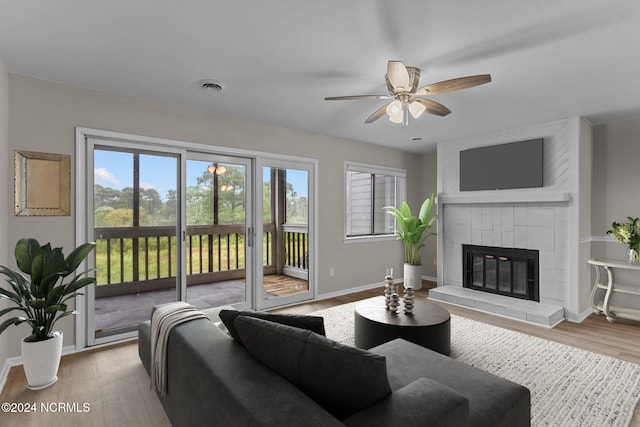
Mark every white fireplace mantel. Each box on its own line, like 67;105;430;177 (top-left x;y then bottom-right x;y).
435;117;593;323
438;191;571;205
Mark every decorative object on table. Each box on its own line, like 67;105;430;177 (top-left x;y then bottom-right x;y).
389;293;400;314
607;216;640;264
384;268;394;309
384;194;437;290
403;286;415;315
0;238;96;389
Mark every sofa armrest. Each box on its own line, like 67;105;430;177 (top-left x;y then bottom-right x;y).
342;378;469;427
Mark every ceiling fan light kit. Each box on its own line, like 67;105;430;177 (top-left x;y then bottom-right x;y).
325;61;491;126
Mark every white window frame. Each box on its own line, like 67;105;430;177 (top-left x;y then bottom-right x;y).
344;161;406;244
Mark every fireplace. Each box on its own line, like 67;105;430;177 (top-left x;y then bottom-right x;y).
463;245;539;302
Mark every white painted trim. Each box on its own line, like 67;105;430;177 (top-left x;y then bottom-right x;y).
574;307;596;323
0;358;15;395
75;130;89;350
344;161;407;177
343;234;397;244
286;275;434;308
343;161;407;242
316;283;385;302
584;235;615;243
438;191;571;205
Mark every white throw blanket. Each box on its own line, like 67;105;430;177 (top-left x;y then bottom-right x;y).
150;301;208;395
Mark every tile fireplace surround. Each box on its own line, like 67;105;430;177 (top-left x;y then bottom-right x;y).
430;117;593;327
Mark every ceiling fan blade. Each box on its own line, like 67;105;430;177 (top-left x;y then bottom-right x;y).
413;98;451;116
386;61;410;91
364;103;390;124
416;74;492;95
325;95;391;101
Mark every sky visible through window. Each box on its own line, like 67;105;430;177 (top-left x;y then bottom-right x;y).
94;150;308;200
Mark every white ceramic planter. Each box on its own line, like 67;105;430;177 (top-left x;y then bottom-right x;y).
21;331;63;390
403;263;423;290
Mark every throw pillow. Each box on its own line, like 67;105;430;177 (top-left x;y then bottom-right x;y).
234;315;392;419
219;309;325;346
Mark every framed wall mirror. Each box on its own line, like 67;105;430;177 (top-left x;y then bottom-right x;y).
14;150;71;216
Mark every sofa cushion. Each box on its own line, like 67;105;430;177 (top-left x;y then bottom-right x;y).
219;309;325;346
234;315;392;419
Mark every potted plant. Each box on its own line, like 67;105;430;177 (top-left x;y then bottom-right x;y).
0;238;96;389
607;216;640;264
384;194;437;290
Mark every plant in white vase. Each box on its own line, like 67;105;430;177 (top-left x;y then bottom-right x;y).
607;216;640;263
0;238;96;389
384;194;437;290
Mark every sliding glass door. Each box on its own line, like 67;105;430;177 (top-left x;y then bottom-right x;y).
257;159;315;310
87;146;253;345
92;147;181;340
79;129;315;346
184;154;253;310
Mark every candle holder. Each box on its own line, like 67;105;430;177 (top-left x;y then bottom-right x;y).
384;268;394;310
389;292;400;314
403;286;415;315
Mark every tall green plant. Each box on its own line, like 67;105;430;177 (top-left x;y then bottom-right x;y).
0;238;96;341
384;194;437;265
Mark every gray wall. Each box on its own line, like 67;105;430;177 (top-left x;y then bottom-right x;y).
589;119;640;311
0;59;8;380
418;152;438;278
3;74;419;357
592;119;640;259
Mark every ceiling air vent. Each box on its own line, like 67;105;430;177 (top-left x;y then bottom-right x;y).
197;79;224;92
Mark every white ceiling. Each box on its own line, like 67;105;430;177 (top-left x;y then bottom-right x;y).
1;0;640;152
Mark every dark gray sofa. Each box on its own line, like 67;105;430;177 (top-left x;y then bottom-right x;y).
138;306;530;427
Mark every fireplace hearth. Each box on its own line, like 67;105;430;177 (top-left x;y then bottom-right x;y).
463;245;539;302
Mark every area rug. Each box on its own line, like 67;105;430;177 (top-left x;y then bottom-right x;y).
310;301;640;427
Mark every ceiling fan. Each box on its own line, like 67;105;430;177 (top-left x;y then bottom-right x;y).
325;61;491;126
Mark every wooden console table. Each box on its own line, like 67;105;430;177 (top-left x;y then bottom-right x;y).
588;259;640;322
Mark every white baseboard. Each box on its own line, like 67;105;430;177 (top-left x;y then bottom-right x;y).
574;307;597;323
316;281;388;301
316;275;437;303
0;354;22;395
0;357;15;395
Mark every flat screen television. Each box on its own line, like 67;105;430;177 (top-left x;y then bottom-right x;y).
459;138;543;191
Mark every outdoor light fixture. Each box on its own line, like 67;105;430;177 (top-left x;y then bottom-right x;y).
207;164;227;175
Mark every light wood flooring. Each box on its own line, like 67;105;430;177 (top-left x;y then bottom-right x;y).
261;275;308;298
1;281;638;426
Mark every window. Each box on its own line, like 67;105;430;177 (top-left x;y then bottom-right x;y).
345;162;406;240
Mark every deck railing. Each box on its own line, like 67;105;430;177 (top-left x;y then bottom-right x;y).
283;224;309;270
94;223;307;297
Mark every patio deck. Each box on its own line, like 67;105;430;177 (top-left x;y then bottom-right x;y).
94;275;308;334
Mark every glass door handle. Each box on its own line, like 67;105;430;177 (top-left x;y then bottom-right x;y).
247;227;254;247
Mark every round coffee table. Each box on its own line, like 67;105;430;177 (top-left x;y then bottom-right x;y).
354;296;451;355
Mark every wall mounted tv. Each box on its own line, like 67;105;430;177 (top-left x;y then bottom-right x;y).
459;138;543;191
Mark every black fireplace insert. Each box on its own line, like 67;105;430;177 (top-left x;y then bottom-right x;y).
462;244;539;302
